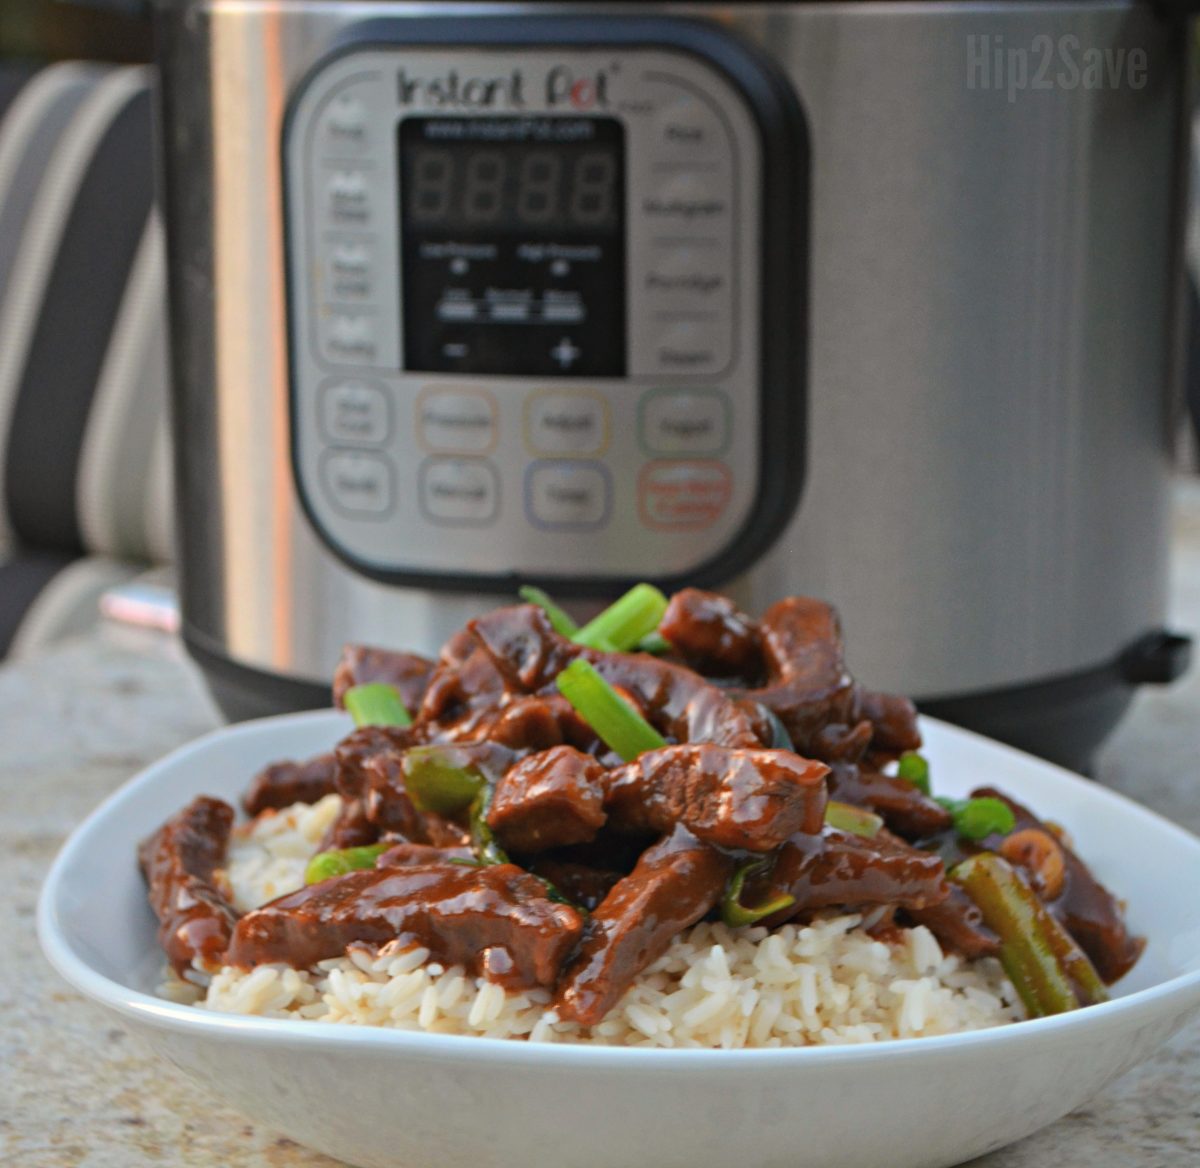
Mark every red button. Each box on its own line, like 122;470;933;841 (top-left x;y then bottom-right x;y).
638;461;732;530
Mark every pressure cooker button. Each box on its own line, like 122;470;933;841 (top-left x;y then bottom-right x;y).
526;461;611;531
648;320;729;375
319;312;378;366
319;93;370;154
639;461;732;530
324;239;375;301
641;172;729;225
325;168;373;226
525;390;609;456
418;388;497;454
320;381;389;445
321;451;393;517
653;97;728;161
639;389;729;457
419;458;499;526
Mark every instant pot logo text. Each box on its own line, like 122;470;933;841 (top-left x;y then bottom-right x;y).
967;35;1148;103
397;66;610;110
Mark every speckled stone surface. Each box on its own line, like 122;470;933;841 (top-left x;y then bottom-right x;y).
5;488;1200;1168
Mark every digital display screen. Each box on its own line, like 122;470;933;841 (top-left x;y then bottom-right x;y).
399;117;626;377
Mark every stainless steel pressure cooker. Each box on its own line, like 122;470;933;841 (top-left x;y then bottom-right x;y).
155;0;1194;770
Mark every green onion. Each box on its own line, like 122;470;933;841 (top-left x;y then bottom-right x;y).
634;631;673;656
343;683;411;728
937;796;1017;841
824;800;884;838
952;853;1106;1017
305;843;389;884
518;585;579;637
896;751;931;795
469;788;511;867
572;583;669;652
402;746;487;815
721;859;796;928
555;658;667;762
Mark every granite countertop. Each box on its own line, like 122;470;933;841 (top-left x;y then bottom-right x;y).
5;486;1200;1167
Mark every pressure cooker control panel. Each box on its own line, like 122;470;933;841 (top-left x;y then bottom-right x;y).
284;22;806;589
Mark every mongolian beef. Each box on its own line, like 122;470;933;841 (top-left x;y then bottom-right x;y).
143;586;1143;1044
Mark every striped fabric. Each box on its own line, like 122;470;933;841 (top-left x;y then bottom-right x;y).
0;61;172;657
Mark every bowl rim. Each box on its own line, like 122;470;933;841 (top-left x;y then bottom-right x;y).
37;709;1200;1069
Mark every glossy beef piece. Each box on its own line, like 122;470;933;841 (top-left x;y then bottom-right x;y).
747;827;948;927
732;597;861;754
972;787;1144;983
605;744;828;852
859;689;922;754
138;796;239;976
377;842;474;867
243;753;338;816
658;588;762;679
332;644;436;714
906;884;1000;960
555;825;734;1025
418;635;509;729
320;797;379;850
527;859;624;912
334;725;415;800
227;863;583;990
811;720;874;764
827;762;953;839
487;745;607;852
469;604;764;748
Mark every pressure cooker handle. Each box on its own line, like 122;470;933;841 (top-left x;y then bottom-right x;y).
1118;630;1193;686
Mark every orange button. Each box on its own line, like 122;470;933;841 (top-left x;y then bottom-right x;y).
638;461;732;530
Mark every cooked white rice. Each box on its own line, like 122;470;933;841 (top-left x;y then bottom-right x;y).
161;797;1023;1046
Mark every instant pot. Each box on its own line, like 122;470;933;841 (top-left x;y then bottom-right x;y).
156;0;1195;770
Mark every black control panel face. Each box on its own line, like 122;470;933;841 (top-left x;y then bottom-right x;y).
399;116;626;376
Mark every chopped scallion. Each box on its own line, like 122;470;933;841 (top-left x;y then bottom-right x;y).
937;796;1017;841
572;583;669;652
896;750;931;795
342;683;411;728
721;859;796;927
518;585;579;637
304;843;389;885
555;658;666;762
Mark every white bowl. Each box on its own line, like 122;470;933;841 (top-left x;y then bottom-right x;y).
38;711;1200;1168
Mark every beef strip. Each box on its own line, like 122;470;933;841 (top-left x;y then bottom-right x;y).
826;762;953;839
419;634;510;727
469;604;765;748
906;884;1000;960
526;859;624;912
138;796;239;976
859;689;922;754
810;720;874;764
730;597;861;754
972;787;1144;982
658;588;762;679
745;826;948;927
377;842;475;867
243;753;338;817
319;797;379;850
332;644;435;714
227;863;583;990
334;725;415;800
487;745;608;852
554;825;734;1025
604;744;828;852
